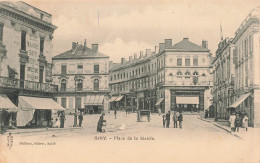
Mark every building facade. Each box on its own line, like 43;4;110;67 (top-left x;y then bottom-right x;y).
109;38;213;113
212;38;235;120
0;1;60;129
52;41;110;114
231;7;260;127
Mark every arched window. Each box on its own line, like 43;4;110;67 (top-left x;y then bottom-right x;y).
193;72;199;85
94;79;99;91
61;79;67;92
185;71;190;78
169;73;173;83
77;79;83;91
193;72;199;76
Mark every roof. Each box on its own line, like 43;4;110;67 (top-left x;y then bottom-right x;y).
167;38;210;52
53;44;109;60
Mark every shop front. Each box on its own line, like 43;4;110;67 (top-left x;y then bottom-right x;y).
85;95;104;114
17;96;65;127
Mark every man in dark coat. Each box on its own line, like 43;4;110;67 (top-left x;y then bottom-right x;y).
235;113;241;132
178;112;183;129
165;111;171;128
60;111;66;128
78;112;83;127
114;109;117;119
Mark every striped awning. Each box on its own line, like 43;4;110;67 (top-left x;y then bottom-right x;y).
114;95;124;102
109;96;118;102
85;95;104;106
230;93;251;108
155;98;164;106
0;94;19;112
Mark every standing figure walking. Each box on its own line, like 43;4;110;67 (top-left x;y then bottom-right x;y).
242;114;249;131
166;111;171;128
60;111;66;128
229;113;236;132
162;115;166;128
178;112;183;129
78;112;83;127
97;113;106;132
235;113;241;132
173;112;178;128
114;109;117;119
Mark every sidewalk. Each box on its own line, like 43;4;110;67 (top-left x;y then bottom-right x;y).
197;116;259;140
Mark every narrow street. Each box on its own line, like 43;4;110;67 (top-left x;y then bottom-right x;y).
3;112;260;163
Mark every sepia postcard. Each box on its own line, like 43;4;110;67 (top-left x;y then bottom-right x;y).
0;0;260;162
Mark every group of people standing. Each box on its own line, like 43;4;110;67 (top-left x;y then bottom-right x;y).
162;111;183;129
51;111;66;128
229;112;248;132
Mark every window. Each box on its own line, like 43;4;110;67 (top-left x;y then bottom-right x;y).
61;65;67;75
40;13;44;20
94;65;99;73
169;73;173;83
39;66;44;83
185;58;190;66
193;72;199;76
185;71;190;78
77;79;83;91
40;37;44;56
77;64;83;73
110;76;113;81
114;75;116;80
177;58;182;66
94;79;99;91
21;31;26;51
61;79;67;92
0;24;3;42
61;98;66;109
193;57;198;66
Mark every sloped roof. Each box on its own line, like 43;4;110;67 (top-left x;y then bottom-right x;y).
53;44;109;60
167;38;210;52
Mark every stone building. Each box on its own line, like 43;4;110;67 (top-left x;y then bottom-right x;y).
0;1;62;129
109;38;213;113
212;38;235;120
52;40;110;114
231;7;260;127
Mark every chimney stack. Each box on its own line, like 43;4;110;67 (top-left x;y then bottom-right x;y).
146;49;151;56
129;56;133;62
134;53;137;60
72;42;77;52
159;43;165;53
121;58;126;65
155;46;159;54
202;40;208;49
140;51;144;58
165;39;172;48
92;44;98;52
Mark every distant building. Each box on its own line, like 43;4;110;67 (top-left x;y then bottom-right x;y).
212;38;235;120
52;40;110;114
0;1;60;129
109;38;213;113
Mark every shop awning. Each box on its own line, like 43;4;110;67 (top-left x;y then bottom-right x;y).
0;94;19;112
155;98;164;106
230;93;251;108
176;96;199;104
114;95;124;102
109;96;118;102
19;96;65;110
85;95;104;106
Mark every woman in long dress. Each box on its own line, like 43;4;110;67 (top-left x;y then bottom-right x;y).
97;113;106;132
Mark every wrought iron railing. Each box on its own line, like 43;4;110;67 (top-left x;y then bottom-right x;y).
0;76;58;93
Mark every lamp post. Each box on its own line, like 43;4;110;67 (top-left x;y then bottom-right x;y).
73;75;78;127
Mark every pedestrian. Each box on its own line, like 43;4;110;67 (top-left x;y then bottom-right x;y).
114;109;117;119
60;111;66;128
235;113;241;132
52;118;60;128
162;115;166;128
178;112;183;129
204;110;209;119
173;112;178;128
158;107;161;116
229;113;236;132
166;111;170;128
242;114;249;131
97;113;106;132
78;112;83;127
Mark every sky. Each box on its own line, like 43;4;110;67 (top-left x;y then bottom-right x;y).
23;0;260;62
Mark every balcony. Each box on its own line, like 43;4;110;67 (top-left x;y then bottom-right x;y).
0;76;58;93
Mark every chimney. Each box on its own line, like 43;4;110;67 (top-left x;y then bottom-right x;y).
165;39;172;48
129;56;133;62
155;46;159;54
121;58;125;65
134;53;137;60
146;49;151;56
159;43;165;53
72;42;77;52
140;51;144;58
202;40;208;49
92;44;98;52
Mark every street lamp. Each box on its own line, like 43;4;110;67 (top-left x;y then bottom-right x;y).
73;75;79;127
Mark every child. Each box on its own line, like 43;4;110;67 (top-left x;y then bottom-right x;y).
162;115;166;128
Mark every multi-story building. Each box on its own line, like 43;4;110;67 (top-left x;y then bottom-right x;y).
0;1;61;129
52;40;110;114
212;38;235;120
109;38;213;113
231;7;260;127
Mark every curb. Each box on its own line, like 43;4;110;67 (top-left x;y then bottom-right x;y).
5;127;82;135
197;117;242;139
